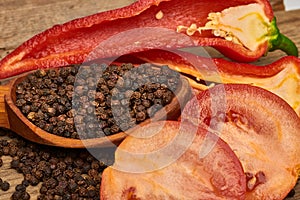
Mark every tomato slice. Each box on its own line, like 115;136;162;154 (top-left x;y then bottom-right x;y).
182;84;300;199
100;121;246;199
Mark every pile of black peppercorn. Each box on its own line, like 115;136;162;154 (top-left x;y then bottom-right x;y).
0;128;114;199
15;63;180;139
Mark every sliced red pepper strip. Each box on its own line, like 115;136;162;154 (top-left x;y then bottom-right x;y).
124;49;300;116
0;0;296;79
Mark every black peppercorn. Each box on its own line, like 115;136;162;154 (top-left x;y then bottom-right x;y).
22;180;30;187
40;185;48;194
11;159;19;169
29;176;39;186
87;185;97;197
22;191;31;200
11;191;24;200
78;187;88;197
1;180;10;191
68;179;78;193
15;184;26;192
286;188;296;197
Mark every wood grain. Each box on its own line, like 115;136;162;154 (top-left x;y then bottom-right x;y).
0;84;10;129
0;0;299;199
0;0;135;61
270;0;285;11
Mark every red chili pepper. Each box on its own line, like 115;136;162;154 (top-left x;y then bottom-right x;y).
0;0;297;79
123;49;300;116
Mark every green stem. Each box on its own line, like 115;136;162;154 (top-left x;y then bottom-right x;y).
270;32;298;56
269;18;298;57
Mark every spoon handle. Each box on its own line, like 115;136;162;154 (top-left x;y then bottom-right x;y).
0;82;11;129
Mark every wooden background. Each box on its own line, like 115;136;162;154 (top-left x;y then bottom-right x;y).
0;0;300;199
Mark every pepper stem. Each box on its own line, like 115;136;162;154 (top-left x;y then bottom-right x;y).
269;18;298;57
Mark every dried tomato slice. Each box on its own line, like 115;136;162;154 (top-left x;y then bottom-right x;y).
100;121;246;199
182;84;300;199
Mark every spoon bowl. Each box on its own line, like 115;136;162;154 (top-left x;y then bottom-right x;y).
0;69;192;148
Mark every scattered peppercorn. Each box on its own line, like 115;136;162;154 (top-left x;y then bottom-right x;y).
1;180;10;191
16;63;179;139
0;128;114;199
286;188;296;198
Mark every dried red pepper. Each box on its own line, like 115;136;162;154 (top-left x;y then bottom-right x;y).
0;0;297;79
123;49;300;116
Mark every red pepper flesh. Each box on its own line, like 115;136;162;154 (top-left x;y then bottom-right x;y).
0;0;293;79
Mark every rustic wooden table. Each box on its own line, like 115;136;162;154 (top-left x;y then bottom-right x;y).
0;0;299;199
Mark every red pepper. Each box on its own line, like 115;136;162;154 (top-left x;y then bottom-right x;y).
181;84;300;199
0;0;297;79
123;49;300;116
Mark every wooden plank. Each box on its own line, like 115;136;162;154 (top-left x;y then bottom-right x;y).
270;0;285;11
0;0;134;59
0;0;299;199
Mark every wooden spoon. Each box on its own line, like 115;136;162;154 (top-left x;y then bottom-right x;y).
0;72;192;148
